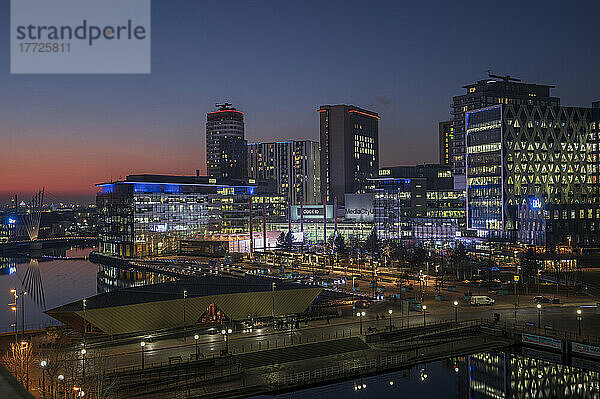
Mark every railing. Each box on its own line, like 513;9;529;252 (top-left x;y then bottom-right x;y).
485;319;600;347
275;353;408;387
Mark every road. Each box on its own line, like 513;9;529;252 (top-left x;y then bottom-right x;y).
64;296;598;374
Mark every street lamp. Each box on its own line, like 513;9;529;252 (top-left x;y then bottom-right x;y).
10;289;17;344
194;334;199;359
356;311;365;334
577;309;582;336
80;348;86;378
453;301;459;323
57;374;64;399
140;341;146;369
536;304;542;327
40;360;47;398
183;290;188;341
221;329;232;353
388;309;393;331
82;299;87;346
422;305;427;326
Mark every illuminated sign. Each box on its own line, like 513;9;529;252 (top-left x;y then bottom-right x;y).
291;205;333;220
379;169;391;176
522;334;562;350
344;193;375;223
531;198;542;209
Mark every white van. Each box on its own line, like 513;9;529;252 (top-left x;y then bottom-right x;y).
470;296;495;306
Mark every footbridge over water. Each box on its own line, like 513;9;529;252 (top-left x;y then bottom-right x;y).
98;319;523;398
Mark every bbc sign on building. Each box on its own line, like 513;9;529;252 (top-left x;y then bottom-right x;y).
291;205;334;221
344;193;375;223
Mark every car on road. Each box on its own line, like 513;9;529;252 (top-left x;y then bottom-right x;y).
470;295;495;306
533;296;552;304
354;300;371;309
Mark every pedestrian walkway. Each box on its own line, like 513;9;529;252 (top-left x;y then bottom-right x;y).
234;337;369;369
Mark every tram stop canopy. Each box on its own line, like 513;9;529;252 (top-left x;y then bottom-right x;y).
46;274;323;335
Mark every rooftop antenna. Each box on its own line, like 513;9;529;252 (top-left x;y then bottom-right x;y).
215;102;233;111
487;71;521;82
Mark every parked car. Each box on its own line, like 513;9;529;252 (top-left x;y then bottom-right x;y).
551;297;561;304
533;296;552;304
470;296;495;306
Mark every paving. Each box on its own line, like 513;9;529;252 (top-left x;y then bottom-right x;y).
234;337;370;369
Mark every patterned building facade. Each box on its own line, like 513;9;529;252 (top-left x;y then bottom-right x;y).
466;104;600;246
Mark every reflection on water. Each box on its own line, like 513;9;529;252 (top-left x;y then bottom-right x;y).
459;351;600;398
97;264;175;293
272;350;600;398
0;246;176;332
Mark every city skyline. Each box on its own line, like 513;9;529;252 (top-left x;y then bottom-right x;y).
3;0;600;203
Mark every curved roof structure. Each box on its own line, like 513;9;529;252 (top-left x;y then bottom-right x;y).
46;275;322;335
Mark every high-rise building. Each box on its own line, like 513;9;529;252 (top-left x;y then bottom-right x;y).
372;164;464;242
451;74;559;190
465;103;600;246
318;105;379;205
247;140;321;205
439;120;453;166
206;104;247;179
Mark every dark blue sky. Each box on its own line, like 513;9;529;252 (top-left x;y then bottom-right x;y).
2;0;600;202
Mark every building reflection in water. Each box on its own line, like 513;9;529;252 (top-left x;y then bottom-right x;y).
455;351;600;398
0;257;17;275
97;264;176;293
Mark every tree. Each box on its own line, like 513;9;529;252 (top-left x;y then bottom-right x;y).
284;231;294;249
1;342;33;390
87;348;118;399
276;232;286;249
364;228;380;259
520;247;538;292
411;246;427;266
451;243;467;280
334;235;347;257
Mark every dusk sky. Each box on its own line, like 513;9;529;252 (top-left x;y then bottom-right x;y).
2;0;600;204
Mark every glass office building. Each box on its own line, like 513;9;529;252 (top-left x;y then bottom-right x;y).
466;104;600;246
96;175;281;258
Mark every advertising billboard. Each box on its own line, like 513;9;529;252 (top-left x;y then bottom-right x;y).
344;193;375;223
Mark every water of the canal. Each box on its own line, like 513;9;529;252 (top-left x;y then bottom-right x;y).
0;246;171;332
257;351;600;398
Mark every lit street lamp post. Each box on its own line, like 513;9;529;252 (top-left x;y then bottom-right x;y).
388;309;393;331
40;360;47;398
183;290;188;342
356;311;365;334
194;334;199;359
82;299;87;346
140;341;146;369
453;301;459;323
537;304;542;327
422;305;427;326
10;289;17;344
221;328;232;353
577;309;582;336
57;374;64;399
80;348;86;378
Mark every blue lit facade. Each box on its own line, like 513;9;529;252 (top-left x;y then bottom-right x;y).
96;175;282;257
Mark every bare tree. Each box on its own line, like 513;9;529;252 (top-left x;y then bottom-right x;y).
87;348;118;399
1;341;33;391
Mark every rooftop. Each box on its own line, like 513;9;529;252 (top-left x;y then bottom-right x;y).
49;274;313;312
